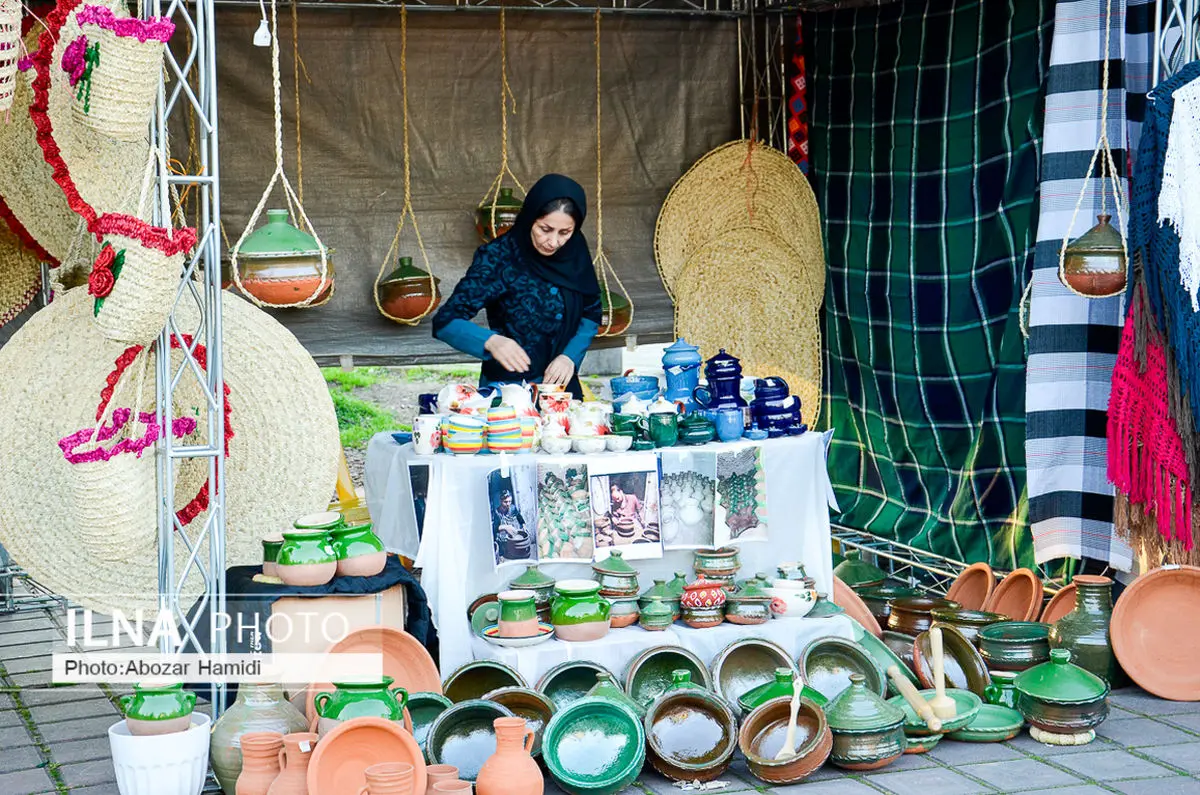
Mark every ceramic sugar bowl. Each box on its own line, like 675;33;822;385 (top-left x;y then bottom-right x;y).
120;680;196;736
681;578;726;629
765;579;818;619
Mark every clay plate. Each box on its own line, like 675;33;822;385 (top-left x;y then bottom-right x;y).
946;562;995;611
1111;565;1200;701
305;626;441;722
832;576;881;638
1040;583;1077;624
983;568;1042;622
912;624;991;697
711;639;796;715
307;716;427;795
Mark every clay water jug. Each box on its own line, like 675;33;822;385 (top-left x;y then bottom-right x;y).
236;732;283;795
475;717;542;795
211;682;308;794
359;762;416;795
267;732;317;795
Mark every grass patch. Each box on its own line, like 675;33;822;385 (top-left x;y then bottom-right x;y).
322;366;393;390
403;365;479;383
330;390;406;449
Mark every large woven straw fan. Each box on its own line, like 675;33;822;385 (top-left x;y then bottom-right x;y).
0;220;43;329
0;0;17;113
475;6;525;243
0;288;339;615
592;10;632;337
658;140;826;423
375;6;440;325
231;0;332;309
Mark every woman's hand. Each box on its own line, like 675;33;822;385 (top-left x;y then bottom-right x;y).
543;355;575;385
484;335;531;373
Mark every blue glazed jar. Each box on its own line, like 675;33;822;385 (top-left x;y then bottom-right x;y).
662;338;702;411
751;377;802;437
693;349;748;426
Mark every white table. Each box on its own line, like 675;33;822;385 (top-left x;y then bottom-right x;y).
365;431;841;674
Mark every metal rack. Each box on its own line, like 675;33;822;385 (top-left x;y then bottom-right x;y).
1155;0;1200;80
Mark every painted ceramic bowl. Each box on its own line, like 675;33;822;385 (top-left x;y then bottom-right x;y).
543;698;645;795
887;688;982;736
572;435;608;455
765;580;818;618
625;646;712;708
680;578;726;608
540;435;572;455
711;639;794;716
425;699;515;781
978;621;1052;672
538;660;617;711
930;607;1009;645
605;434;634;453
887;596;961;636
482;686;556;759
734;696;830;782
442;661;525;704
644;688;737;783
800;637;886;702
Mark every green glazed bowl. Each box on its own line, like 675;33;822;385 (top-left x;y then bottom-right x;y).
406;691;452;753
443;660;525;703
538;660;616;711
276;530;336;566
947;703;1024;743
425;699;515;781
543;697;646;795
887;688;981;736
625;646;712;708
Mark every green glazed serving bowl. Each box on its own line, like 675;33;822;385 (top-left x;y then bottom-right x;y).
625;646;712;708
425;698;515;781
442;660;526;703
978;621;1052;672
539;660;617;711
947;703;1024;743
482;686;556;758
543;697;646;795
887;688;982;736
644;687;737;782
406;691;452;754
800;637;886;702
711;639;795;716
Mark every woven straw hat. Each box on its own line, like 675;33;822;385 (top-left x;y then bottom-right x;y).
673;226;824;424
655;139;826;303
0;287;340;615
0;0;155;270
0;221;42;328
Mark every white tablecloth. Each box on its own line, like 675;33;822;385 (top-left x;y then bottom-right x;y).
364;431;841;673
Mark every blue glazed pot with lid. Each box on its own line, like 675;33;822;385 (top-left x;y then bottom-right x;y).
662;338;702;410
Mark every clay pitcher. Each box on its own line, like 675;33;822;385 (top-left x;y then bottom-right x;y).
475;717;542;795
236;732;284;795
267;732;317;795
425;765;459;795
358;762;416;795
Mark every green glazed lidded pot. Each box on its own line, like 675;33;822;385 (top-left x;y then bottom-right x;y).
588;671;646;718
276;528;338;587
377;255;442;322
551;579;612;642
476;187;524;243
234;209;335;306
1013;649;1110;736
1048;575;1123;686
639;579;680;621
639;595;675;632
738;667;828;712
668;571;688;598
119;681;197;736
724;578;772;625
329;522;387;578
825;673;907;771
314;676;409;724
510;565;557;611
833;551;887;588
693;546;740;577
593;550;640;597
667;669;704;693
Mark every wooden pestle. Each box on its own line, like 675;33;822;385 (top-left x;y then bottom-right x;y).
928;626;957;719
887;666;942;732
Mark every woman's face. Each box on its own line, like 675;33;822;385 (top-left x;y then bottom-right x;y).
531;210;576;256
611;484;624;501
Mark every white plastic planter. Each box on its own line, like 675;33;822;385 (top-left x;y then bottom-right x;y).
108;711;210;795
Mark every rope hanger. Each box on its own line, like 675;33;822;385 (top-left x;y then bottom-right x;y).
593;9;633;336
478;5;525;233
375;4;438;326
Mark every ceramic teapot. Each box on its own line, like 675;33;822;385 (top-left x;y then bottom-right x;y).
435;384;479;414
662;338;702;410
498;384;538;417
647;396;678;415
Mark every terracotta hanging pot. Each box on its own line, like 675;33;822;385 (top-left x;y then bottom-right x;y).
476;188;523;243
235;209;334;307
598;289;631;336
378;256;442;323
1060;214;1127;298
475;717;543;795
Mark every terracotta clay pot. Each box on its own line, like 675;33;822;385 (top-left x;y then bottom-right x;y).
424;766;459;795
358;762;416;795
432;782;472;793
475;717;543;795
267;732;317;795
887;597;960;636
236;732;283;795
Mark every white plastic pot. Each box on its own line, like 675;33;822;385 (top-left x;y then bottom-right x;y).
108;711;210;795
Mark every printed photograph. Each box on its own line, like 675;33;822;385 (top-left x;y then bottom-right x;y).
659;449;717;549
407;463;429;540
588;454;663;561
535;462;594;561
715;446;768;544
488;465;539;567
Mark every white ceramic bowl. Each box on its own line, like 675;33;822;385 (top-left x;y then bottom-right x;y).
540;436;573;455
605;435;634;453
572;436;608;455
765;580;818;618
109;712;210;795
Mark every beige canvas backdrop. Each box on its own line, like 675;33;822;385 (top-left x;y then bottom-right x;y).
209;8;739;363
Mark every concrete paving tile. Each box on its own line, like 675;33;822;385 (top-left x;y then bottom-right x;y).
0;724;36;748
1013;788;1112;795
47;737;114;765
3;656;52;676
870;751;938;772
864;766;995;795
640;770;755;792
1108;705;1146;720
9;670;58;689
0;693;14;709
960;758;1083;791
1097;717;1199;747
58;759;117;789
0;616;55;635
28;696;118;725
1109;688;1200;716
0;745;45;774
1138;743;1200;775
17;686;107;707
0;707;26;728
67;786;123;795
1049;749;1176;781
771;781;887;794
929;741;1025;765
38;715;118;743
1005;731;1114;755
1165;714;1200;733
0;630;62;648
1111;777;1200;795
0;768;54;795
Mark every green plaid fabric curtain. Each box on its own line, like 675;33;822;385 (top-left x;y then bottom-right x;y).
807;0;1051;568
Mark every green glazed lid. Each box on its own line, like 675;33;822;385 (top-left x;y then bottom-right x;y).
1015;649;1110;703
380;256;438;285
824;674;905;733
737;667;828;712
668;572;688;596
640;579;673;601
593;549;637;576
587;672;646;719
640;595;674;620
482;186;523;210
238;209;321;258
668;669;703;692
856;583;921;601
833;552;887;587
511;565;555;590
727;579;771;604
946;703;1024;742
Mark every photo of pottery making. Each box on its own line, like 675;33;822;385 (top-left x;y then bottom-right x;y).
407;462;430;540
714;447;768;543
535;462;594;561
487;465;540;567
588;453;663;561
659;449;717;549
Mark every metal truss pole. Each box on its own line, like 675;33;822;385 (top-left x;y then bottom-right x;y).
1155;0;1200;81
148;0;226;714
739;4;788;150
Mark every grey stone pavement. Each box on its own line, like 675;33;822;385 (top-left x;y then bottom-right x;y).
2;602;1198;795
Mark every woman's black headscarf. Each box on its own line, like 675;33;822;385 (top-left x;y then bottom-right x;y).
507;175;601;360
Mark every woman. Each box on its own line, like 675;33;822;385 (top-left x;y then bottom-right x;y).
432;174;602;399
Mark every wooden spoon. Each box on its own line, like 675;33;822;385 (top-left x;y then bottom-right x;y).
928;626;957;720
887;665;942;732
773;674;802;761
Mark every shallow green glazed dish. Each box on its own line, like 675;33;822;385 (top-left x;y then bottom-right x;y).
624;646;712;708
543;697;646;795
406;691;452;753
947;703;1024;742
886;688;981;736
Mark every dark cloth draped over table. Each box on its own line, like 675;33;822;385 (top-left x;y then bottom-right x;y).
805;0;1051;567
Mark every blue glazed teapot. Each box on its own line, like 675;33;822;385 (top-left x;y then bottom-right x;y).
693;349;748;427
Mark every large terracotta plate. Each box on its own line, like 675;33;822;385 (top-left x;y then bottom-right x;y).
1112;565;1200;701
1040;583;1076;624
983;568;1042;622
946;562;995;611
308;716;427;795
832;576;881;637
305;626;441;721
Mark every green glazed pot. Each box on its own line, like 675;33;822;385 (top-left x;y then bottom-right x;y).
329;523;386;577
293;510;345;531
738;667;828;712
313;676;408;722
587;671;646;719
930;607;1009;645
648;413;678;447
978;621;1052;672
498;590;539;622
833;552;887;588
277;530;336;566
984;670;1019;709
639;579;680;621
855;583;921;632
510;565;557;609
592;550;640;597
1014;649;1110;734
476;187;523;243
119;681;196;736
1047;575;1124;686
724;579;771;625
825;674;907;771
261;534;284;570
639;595;675;631
551;580;611;642
693;547;740;577
543;697;646;795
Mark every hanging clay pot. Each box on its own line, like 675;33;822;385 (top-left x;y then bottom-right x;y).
476;187;523;243
379;256;442;323
598;289;631;336
475;717;543;795
211;683;309;795
267;732;317;795
235;209;334;307
235;732;283;795
1060;214;1127;298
